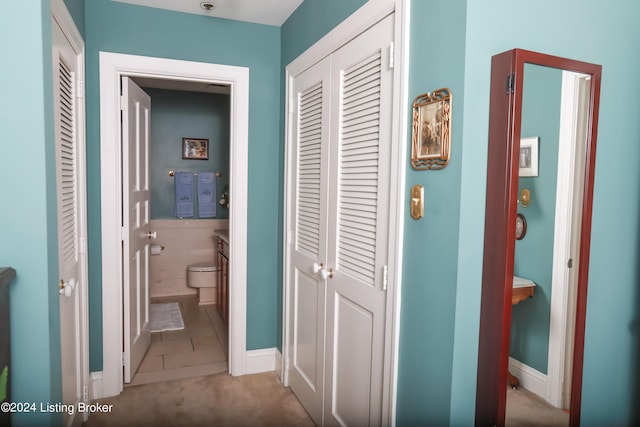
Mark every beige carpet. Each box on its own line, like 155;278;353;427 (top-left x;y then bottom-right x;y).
506;386;569;426
84;372;315;427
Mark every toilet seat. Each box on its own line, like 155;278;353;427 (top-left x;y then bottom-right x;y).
188;263;217;272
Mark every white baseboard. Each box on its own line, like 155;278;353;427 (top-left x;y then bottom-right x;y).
90;371;104;400
92;348;282;401
508;357;547;399
245;347;280;375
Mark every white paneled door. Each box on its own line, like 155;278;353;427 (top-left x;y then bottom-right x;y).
121;77;152;383
287;13;394;426
53;13;88;427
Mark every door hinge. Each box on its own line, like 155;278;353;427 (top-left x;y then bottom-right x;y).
382;265;388;291
80;236;87;254
119;95;127;111
83;384;89;403
288;98;294;114
76;79;84;99
388;42;395;69
507;73;515;94
122;352;128;367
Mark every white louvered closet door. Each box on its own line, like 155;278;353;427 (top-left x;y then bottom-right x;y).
288;56;332;427
323;14;394;427
53;16;86;427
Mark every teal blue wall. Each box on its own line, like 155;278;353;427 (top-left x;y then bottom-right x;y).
85;0;281;369
281;0;367;66
0;3;63;426
146;88;230;220
63;0;85;36
396;1;467;425
452;0;640;425
510;64;562;374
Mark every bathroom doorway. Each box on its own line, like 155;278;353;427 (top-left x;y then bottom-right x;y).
99;52;249;398
127;77;232;386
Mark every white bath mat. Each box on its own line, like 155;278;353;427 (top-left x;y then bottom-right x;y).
150;302;184;332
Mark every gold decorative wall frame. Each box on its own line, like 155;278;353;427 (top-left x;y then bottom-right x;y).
411;88;451;170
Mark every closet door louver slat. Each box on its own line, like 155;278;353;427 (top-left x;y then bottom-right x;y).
295;81;324;259
336;50;382;288
57;58;78;269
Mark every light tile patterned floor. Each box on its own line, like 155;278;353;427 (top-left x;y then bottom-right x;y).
127;295;228;387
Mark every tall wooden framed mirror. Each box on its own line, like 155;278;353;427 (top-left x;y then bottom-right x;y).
475;49;601;426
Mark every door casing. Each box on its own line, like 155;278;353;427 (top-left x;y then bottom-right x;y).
99;53;249;397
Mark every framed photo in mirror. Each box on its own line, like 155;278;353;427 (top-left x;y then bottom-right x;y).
411;88;451;170
519;136;539;177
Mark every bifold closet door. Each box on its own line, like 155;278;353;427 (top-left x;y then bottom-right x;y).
323;13;394;427
287;56;332;426
287;13;394;426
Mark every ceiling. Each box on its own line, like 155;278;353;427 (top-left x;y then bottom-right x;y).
111;0;303;26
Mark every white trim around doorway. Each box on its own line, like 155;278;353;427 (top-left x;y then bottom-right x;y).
97;52;249;398
546;70;590;409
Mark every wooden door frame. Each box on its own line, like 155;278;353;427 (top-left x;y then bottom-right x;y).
98;52;249;398
282;0;410;425
475;48;601;427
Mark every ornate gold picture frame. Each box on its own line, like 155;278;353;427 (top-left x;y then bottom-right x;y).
411;88;451;170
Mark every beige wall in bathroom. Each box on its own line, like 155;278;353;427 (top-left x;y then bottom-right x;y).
150;219;229;298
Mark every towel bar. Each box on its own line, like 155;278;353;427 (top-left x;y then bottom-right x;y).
168;169;222;178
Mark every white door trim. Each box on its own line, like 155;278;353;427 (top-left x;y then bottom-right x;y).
282;0;409;424
546;70;589;408
51;0;90;422
99;52;249;397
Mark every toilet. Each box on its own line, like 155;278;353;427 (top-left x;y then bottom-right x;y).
187;263;218;305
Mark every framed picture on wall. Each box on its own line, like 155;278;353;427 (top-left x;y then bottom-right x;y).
519;137;539;177
411;88;452;170
182;138;209;160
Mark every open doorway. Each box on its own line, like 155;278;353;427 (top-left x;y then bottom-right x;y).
125;77;232;386
98;52;249;398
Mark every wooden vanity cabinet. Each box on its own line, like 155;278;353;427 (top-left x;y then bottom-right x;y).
216;236;229;323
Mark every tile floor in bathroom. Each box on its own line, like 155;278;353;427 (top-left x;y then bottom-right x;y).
127;295;228;387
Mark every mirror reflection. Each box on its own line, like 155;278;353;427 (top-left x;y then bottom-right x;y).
506;64;591;426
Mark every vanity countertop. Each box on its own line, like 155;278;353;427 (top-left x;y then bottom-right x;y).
513;275;536;288
214;229;229;244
